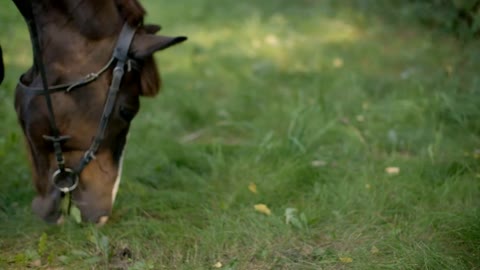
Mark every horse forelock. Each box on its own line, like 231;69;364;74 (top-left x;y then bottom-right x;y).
32;0;146;40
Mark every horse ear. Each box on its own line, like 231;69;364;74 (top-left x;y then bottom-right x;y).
143;24;162;34
130;33;187;59
129;33;186;97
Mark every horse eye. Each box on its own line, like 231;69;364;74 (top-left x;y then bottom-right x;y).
119;105;137;122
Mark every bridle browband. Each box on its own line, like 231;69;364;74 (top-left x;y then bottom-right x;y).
19;11;138;194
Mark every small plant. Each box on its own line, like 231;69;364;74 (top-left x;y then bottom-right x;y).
88;227;110;268
37;232;47;257
285;208;309;232
60;195;82;224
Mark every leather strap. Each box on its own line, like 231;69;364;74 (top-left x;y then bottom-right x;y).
76;23;137;173
17;57;115;94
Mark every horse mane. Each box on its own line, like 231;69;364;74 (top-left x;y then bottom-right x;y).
34;0;147;39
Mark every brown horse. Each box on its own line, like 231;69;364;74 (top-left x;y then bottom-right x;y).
12;0;186;224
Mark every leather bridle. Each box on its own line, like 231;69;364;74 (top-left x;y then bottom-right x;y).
18;11;138;195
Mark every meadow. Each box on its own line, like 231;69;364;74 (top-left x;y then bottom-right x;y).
0;1;479;269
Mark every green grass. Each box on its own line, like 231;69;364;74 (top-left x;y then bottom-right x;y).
1;0;480;269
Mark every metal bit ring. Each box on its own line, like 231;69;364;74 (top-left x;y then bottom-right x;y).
52;168;79;193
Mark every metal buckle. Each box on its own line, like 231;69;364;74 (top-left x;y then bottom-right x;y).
52;168;79;193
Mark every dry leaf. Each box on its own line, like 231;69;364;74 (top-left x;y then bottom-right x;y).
371;246;379;254
311;160;327;167
445;65;453;76
213;262;223;268
385;167;400;175
333;57;343;68
30;259;42;267
254;204;271;215
356;115;365;122
365;183;371;189
248;183;258;194
339;256;353;263
265;34;279;46
474;149;480;159
362;102;370;110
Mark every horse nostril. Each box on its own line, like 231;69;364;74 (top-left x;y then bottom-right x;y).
32;191;63;224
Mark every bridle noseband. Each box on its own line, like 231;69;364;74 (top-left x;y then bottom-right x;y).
19;19;138;194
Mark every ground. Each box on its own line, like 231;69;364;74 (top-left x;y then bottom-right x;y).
0;1;479;269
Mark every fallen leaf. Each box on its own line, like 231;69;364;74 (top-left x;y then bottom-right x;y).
265;34;279;46
332;57;343;68
371;246;379;254
356;115;365;122
30;259;42;267
213;262;223;268
248;183;258;194
311;160;327;167
445;65;453;76
365;183;371;189
400;67;416;79
339;256;353;263
385;167;400;175
340;117;350;124
474;149;480;159
254;204;271;215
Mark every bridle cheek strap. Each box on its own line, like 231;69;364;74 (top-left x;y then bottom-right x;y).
75;23;137;174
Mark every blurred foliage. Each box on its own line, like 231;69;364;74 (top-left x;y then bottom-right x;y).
408;0;480;39
332;0;480;39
